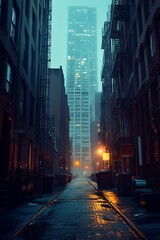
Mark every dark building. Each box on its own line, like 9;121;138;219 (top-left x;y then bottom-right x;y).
49;67;71;175
90;92;103;173
101;0;160;189
0;0;52;208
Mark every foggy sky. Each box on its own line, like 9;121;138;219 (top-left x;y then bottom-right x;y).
51;0;111;90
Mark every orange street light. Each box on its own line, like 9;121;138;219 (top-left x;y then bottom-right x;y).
74;160;80;167
97;146;105;155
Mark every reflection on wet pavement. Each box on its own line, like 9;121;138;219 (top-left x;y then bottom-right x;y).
18;178;139;240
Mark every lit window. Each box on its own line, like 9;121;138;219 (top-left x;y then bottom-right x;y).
150;32;154;58
5;63;12;94
10;6;18;43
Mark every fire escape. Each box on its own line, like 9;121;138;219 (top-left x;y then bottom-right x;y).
100;21;110;145
110;0;130;115
39;0;52;141
100;20;113;148
110;0;133;161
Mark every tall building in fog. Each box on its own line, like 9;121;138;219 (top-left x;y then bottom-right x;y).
66;6;98;174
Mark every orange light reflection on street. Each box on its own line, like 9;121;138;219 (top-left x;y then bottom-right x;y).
104;191;119;204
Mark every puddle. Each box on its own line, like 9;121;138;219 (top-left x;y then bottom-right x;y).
88;233;102;239
101;203;111;208
28;203;38;206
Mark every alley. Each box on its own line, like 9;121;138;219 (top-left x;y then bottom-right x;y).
15;177;138;240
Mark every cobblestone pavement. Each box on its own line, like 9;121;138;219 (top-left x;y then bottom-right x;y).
18;177;138;240
102;189;160;240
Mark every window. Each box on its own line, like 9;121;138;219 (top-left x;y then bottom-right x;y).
39;4;42;26
29;94;34;126
32;10;37;41
143;0;150;22
0;0;2;16
5;63;12;94
150;79;159;110
31;47;35;86
140;47;146;80
133;22;137;51
28;142;32;170
149;32;154;58
10;4;18;44
0;49;3;83
23;29;29;73
146;31;155;62
0;0;8;26
156;19;160;49
146;32;151;61
130;0;135;14
151;0;155;5
38;31;41;53
25;0;30;21
82;112;88;117
19;82;26;117
138;5;143;36
134;62;139;90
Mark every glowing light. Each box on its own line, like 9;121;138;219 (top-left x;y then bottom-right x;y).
103;152;110;161
74;160;80;167
97;146;105;155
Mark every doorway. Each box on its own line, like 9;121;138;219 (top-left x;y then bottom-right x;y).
0;112;11;179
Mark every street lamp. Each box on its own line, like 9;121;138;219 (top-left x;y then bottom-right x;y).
74;160;80;167
97;146;105;155
96;146;106;170
103;151;110;170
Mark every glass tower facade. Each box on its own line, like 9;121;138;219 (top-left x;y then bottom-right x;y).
66;7;98;174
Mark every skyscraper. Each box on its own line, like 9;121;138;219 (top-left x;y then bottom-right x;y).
66;6;98;174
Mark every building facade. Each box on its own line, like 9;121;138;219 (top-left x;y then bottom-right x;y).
101;0;160;190
90;92;102;173
0;0;52;207
49;67;71;175
66;6;98;174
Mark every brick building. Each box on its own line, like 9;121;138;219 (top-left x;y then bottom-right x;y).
49;67;71;175
0;0;53;207
101;0;160;189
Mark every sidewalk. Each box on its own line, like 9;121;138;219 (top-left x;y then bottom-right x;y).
0;190;62;240
101;188;160;240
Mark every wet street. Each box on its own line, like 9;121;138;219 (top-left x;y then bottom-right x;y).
16;177;138;240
